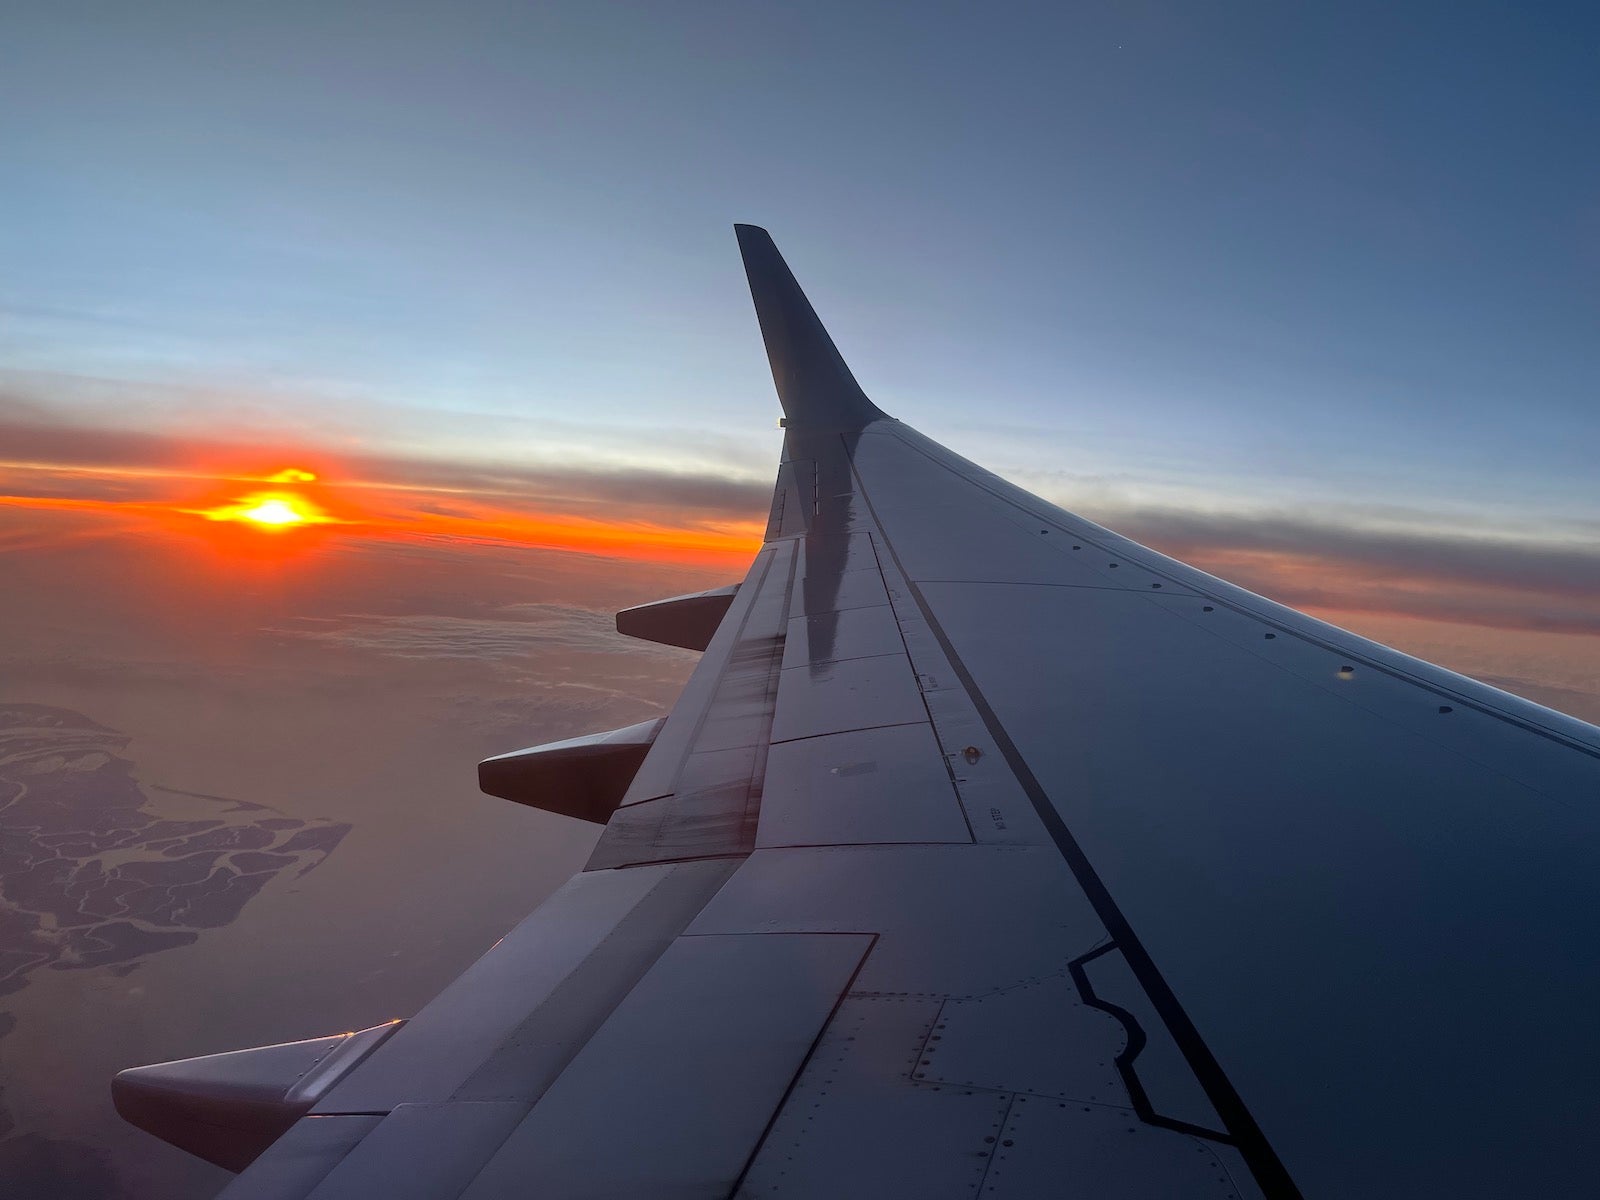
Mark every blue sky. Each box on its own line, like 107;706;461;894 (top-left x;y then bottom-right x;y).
3;1;1597;529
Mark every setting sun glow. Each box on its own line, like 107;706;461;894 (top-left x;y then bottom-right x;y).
201;490;331;529
242;499;308;526
3;456;763;565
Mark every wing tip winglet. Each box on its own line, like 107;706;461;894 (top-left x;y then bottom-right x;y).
735;223;888;430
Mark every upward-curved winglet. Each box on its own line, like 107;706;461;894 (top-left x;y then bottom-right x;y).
735;224;888;430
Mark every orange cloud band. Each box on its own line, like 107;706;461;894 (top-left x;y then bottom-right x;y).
1;463;764;568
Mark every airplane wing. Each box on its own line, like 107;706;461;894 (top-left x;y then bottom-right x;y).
116;227;1600;1200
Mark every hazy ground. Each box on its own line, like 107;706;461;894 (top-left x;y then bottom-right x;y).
0;505;718;1197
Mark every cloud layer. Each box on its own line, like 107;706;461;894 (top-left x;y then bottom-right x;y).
279;604;697;663
6;388;1600;645
1104;504;1600;636
0;392;768;567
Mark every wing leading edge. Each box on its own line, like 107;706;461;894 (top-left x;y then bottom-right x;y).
118;228;1600;1200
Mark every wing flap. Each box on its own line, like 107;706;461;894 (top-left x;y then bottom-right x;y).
457;933;872;1199
310;860;737;1115
293;1104;525;1200
586;541;795;870
215;1117;383;1200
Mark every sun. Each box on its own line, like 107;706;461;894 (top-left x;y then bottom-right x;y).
240;498;308;526
197;489;332;529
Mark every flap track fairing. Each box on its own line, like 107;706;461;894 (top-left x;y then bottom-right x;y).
478;717;666;823
111;1021;401;1171
615;584;739;651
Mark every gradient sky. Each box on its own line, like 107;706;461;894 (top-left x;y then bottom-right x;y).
4;0;1598;524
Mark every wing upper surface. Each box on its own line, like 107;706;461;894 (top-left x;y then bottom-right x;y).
843;418;1600;1198
190;228;1600;1200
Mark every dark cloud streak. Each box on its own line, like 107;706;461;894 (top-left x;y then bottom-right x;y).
7;392;1600;639
0;400;769;522
1115;507;1600;597
1093;504;1600;637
